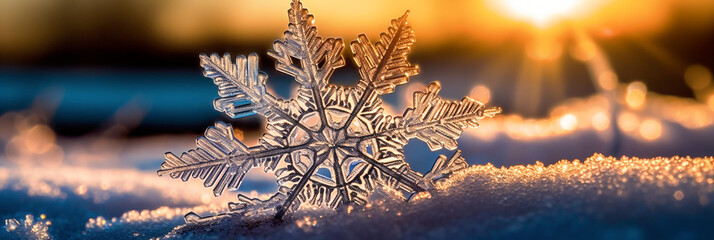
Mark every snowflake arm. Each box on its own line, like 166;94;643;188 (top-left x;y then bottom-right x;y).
355;150;426;193
424;150;469;183
201;52;297;122
267;0;345;90
157;122;307;196
343;11;419;131
351;11;419;95
395;82;501;150
274;153;333;218
267;0;346;134
157;122;253;197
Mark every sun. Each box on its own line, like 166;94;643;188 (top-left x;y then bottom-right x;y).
493;0;586;27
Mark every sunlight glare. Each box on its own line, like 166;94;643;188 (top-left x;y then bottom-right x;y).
496;0;585;26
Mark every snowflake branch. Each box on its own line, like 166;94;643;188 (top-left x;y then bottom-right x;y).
158;144;309;177
355;151;426;194
267;0;345;89
343;11;419;131
356;82;500;150
423;150;469;183
158;122;252;197
397;82;500;150
331;146;351;204
275;152;331;220
268;0;346;131
158;122;311;196
201;53;292;120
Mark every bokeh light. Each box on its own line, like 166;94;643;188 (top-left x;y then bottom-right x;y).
559;114;578;131
617;112;639;133
597;71;618;91
625;81;647;109
469;85;491;104
685;64;713;91
591;112;610;131
639;118;663;141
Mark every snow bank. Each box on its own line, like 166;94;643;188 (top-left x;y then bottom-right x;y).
3;154;714;239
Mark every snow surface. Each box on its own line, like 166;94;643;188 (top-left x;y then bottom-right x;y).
3;153;714;239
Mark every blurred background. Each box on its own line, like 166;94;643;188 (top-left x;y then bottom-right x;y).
2;0;714;169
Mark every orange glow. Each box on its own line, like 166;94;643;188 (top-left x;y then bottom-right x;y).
674;190;685;201
708;94;714;111
526;36;562;61
684;65;712;90
591;112;610;131
559;114;577;131
639;119;662;141
625;81;647;109
491;0;586;27
618;112;639;133
0;0;712;56
684;108;713;129
570;40;597;61
3;112;64;167
24;125;55;154
469;85;491;104
75;185;87;195
597;71;618;90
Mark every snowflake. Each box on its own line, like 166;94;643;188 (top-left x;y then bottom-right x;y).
157;0;500;222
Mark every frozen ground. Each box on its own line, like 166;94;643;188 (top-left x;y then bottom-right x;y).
2;153;714;239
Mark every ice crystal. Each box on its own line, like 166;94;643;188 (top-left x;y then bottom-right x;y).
3;215;52;240
157;0;500;221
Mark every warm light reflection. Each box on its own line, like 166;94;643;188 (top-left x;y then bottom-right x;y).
570;39;597;61
591;112;610;131
617;112;639;133
465;77;714;141
684;64;712;90
0;0;713;55
464;71;714;141
469;85;491;104
526;36;562;61
1;111;63;167
597;71;618;91
436;154;714;210
559;114;577;131
639;119;662;141
625;81;647;109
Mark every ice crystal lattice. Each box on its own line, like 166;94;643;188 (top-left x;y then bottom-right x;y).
157;0;501;221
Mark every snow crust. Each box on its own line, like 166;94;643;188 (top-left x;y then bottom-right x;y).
3;154;714;239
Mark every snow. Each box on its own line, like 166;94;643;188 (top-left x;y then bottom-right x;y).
3;153;714;239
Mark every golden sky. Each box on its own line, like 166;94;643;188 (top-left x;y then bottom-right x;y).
1;0;713;59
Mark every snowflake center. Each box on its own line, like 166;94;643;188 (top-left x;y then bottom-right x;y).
285;109;373;186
